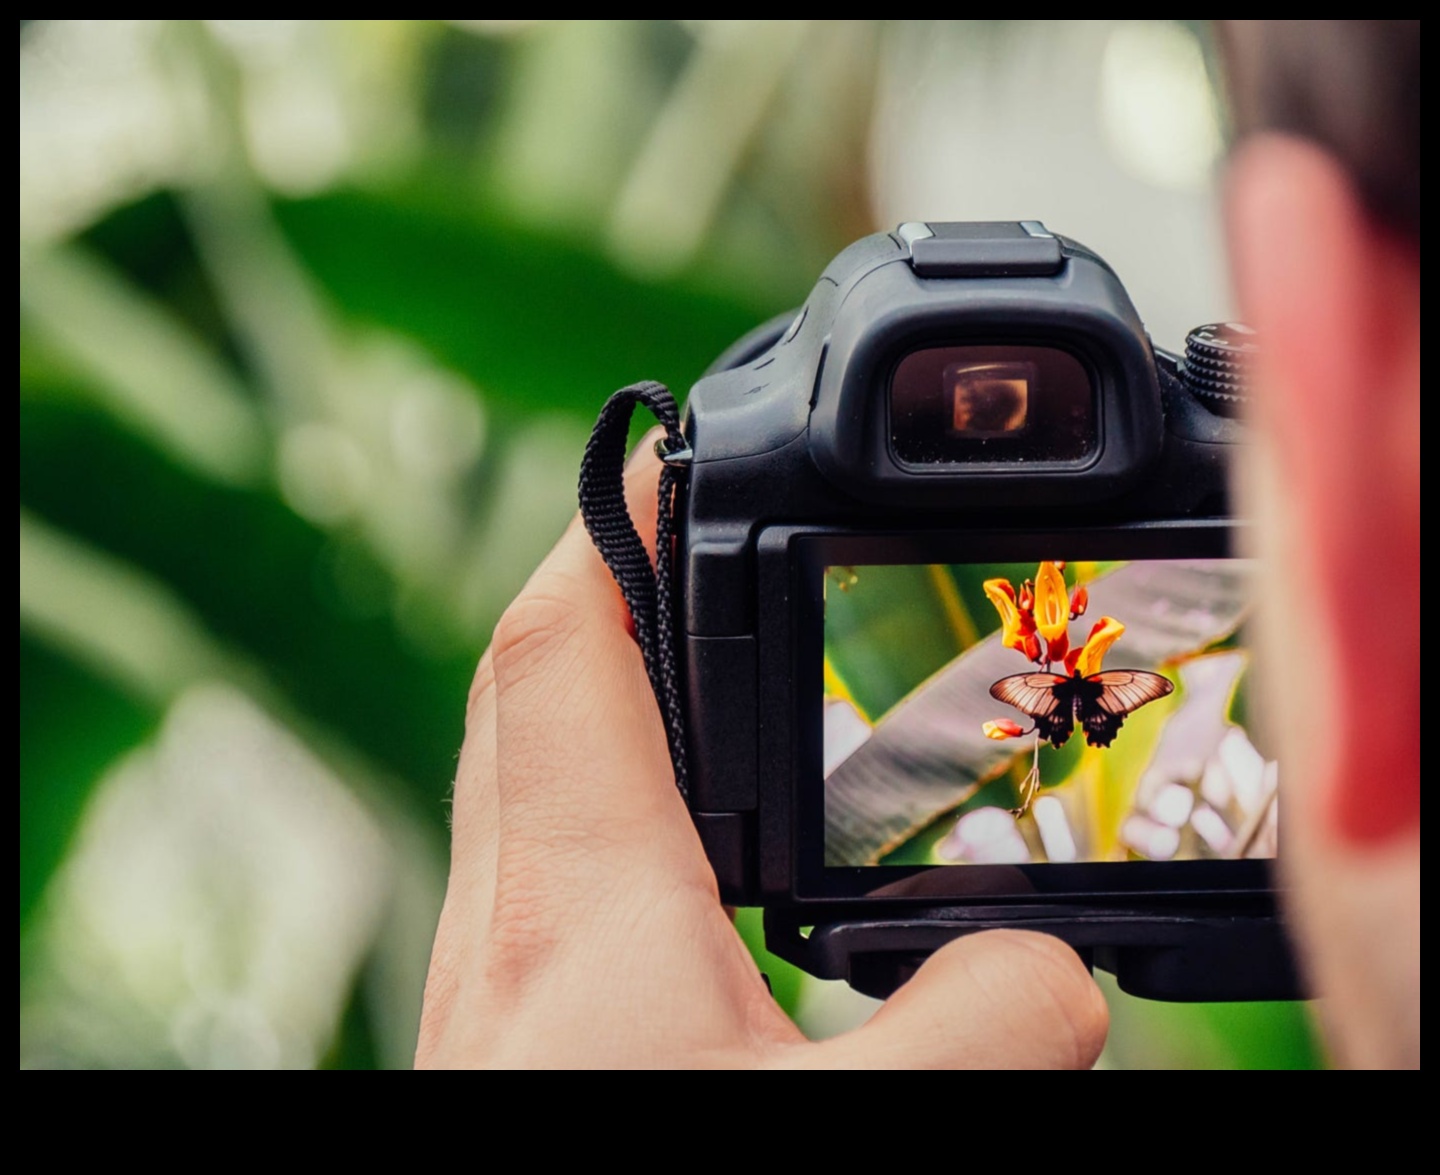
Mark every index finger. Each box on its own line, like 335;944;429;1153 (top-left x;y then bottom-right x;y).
486;435;712;894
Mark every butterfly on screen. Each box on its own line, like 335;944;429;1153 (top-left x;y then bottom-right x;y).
989;669;1174;749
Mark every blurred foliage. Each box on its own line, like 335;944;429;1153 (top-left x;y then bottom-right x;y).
1097;973;1324;1070
21;19;844;1068
19;639;158;944
20;19;1315;1068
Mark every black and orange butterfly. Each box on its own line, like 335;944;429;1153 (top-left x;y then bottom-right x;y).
989;669;1174;749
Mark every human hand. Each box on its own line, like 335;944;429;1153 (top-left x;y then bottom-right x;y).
416;437;1109;1068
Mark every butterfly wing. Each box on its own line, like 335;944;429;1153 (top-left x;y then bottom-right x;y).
1076;670;1174;747
989;673;1076;748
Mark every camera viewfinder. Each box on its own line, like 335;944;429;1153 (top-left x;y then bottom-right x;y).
890;344;1095;466
948;361;1033;436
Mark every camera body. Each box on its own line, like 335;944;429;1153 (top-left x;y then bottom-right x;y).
675;222;1299;1001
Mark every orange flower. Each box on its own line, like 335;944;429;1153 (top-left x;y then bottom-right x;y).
983;578;1036;654
1019;560;1069;664
1069;616;1126;677
983;718;1026;740
1033;561;1069;644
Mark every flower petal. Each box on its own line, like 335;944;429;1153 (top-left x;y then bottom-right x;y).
1034;561;1069;642
1047;629;1070;667
1075;616;1126;677
1023;632;1044;663
983;578;1027;652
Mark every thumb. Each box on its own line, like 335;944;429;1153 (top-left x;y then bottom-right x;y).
795;931;1108;1069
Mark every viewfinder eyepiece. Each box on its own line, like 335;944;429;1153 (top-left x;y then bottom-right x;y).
947;361;1033;436
889;344;1095;466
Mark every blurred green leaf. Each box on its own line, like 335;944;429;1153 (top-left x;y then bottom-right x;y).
19;397;470;825
1193;999;1324;1070
732;907;804;1019
21;240;268;485
76;191;243;370
271;186;791;418
1098;973;1324;1070
19;634;159;938
824;565;968;720
319;953;383;1071
77;183;795;426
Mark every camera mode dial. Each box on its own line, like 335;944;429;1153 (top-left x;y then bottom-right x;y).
1180;322;1256;418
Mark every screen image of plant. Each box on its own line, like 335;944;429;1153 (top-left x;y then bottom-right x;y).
822;559;1277;868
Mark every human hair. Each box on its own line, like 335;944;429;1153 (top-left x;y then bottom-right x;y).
1215;20;1420;241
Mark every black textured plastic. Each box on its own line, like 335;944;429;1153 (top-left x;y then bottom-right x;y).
1180;322;1257;418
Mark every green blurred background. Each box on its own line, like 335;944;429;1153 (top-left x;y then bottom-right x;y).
19;19;1322;1068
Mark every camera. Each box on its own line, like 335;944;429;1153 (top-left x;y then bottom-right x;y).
591;222;1300;1001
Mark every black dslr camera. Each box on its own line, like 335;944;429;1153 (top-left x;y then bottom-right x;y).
587;222;1300;1001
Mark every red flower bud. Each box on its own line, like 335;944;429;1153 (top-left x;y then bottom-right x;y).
983;718;1026;740
1070;584;1089;620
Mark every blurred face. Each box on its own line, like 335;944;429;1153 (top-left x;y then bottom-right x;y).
1225;135;1420;1067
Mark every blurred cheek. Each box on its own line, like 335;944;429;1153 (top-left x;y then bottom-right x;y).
1236;434;1337;838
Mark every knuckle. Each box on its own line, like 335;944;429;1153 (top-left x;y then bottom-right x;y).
482;877;563;997
479;852;648;1002
489;587;585;687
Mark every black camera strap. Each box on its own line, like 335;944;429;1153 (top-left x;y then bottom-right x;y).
577;380;690;797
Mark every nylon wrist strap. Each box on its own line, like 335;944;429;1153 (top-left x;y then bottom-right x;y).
577;380;690;797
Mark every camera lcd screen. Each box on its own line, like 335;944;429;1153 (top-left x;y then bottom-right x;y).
821;557;1276;871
